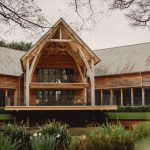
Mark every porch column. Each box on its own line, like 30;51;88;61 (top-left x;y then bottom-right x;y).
14;90;18;106
101;90;103;105
142;87;145;106
25;58;30;106
110;89;113;105
121;89;123;106
5;89;8;106
131;88;134;106
91;59;95;106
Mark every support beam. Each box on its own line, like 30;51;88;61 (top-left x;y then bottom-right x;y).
131;88;134;106
142;87;145;106
14;90;18;106
101;90;103;105
25;58;30;106
49;39;73;42
5;89;8;106
90;59;95;106
110;89;113;105
121;89;123;106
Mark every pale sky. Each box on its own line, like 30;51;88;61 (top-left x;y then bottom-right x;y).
1;0;150;50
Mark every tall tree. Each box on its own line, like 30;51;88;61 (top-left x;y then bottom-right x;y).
71;0;150;28
0;0;50;33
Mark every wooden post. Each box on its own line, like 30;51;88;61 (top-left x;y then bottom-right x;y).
14;90;18;106
91;59;95;106
101;90;103;105
84;78;87;105
5;90;8;106
131;88;134;106
142;87;145;106
25;58;30;106
121;89;123;106
110;89;113;105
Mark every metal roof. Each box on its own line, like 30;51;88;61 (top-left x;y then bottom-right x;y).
1;42;150;77
94;42;150;76
0;47;25;76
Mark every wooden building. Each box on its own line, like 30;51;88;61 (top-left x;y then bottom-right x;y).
0;18;150;111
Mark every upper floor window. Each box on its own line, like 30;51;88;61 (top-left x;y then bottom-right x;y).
37;68;74;83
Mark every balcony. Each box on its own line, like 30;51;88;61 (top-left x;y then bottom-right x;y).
30;82;88;89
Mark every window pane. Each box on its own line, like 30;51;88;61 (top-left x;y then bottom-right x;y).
37;69;43;82
113;89;121;106
37;91;43;101
145;88;150;105
55;70;62;83
95;90;101;105
123;89;131;106
49;69;55;82
133;88;142;106
43;69;49;82
103;90;110;105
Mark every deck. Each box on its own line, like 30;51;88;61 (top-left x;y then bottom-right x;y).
5;105;117;111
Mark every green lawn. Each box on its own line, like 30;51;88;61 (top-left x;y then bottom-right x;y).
106;112;150;120
0;114;13;120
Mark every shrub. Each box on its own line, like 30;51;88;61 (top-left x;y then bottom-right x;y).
68;136;87;150
117;106;150;112
0;124;31;150
0;133;19;150
38;121;71;150
85;123;134;150
31;134;56;150
132;122;150;140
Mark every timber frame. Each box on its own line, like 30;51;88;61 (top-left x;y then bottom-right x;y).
20;18;100;106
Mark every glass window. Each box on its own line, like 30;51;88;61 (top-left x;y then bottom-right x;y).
113;89;121;106
145;88;150;105
43;69;49;82
133;88;142;106
95;90;101;105
49;69;55;82
103;90;110;105
123;89;131;106
37;68;74;83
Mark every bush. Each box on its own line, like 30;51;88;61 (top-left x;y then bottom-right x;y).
0;133;19;150
132;122;150;140
0;124;31;150
38;121;71;150
117;106;150;112
85;123;134;150
31;134;56;150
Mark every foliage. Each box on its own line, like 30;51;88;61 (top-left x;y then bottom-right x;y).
0;40;32;51
31;134;56;150
116;106;150;112
0;133;19;150
0;123;31;150
132;122;150;140
0;0;49;33
85;123;134;150
38;121;71;150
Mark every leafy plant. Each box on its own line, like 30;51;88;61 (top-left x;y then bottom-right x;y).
38;121;71;150
85;123;134;150
0;133;19;150
0;124;31;150
31;134;56;150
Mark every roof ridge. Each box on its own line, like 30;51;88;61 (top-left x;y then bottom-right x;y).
93;41;150;51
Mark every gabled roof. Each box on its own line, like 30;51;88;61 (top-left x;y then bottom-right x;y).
0;47;25;76
94;42;150;76
21;18;100;69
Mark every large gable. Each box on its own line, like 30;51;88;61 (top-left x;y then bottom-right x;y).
21;18;100;70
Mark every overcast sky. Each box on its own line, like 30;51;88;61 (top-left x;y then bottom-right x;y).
1;0;150;50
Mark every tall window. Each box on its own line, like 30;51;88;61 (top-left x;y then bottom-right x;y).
133;88;142;106
145;88;150;105
123;89;131;106
36;90;74;105
113;89;121;106
36;68;74;83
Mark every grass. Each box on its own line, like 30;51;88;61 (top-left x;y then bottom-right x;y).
106;112;150;120
0;114;13;120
